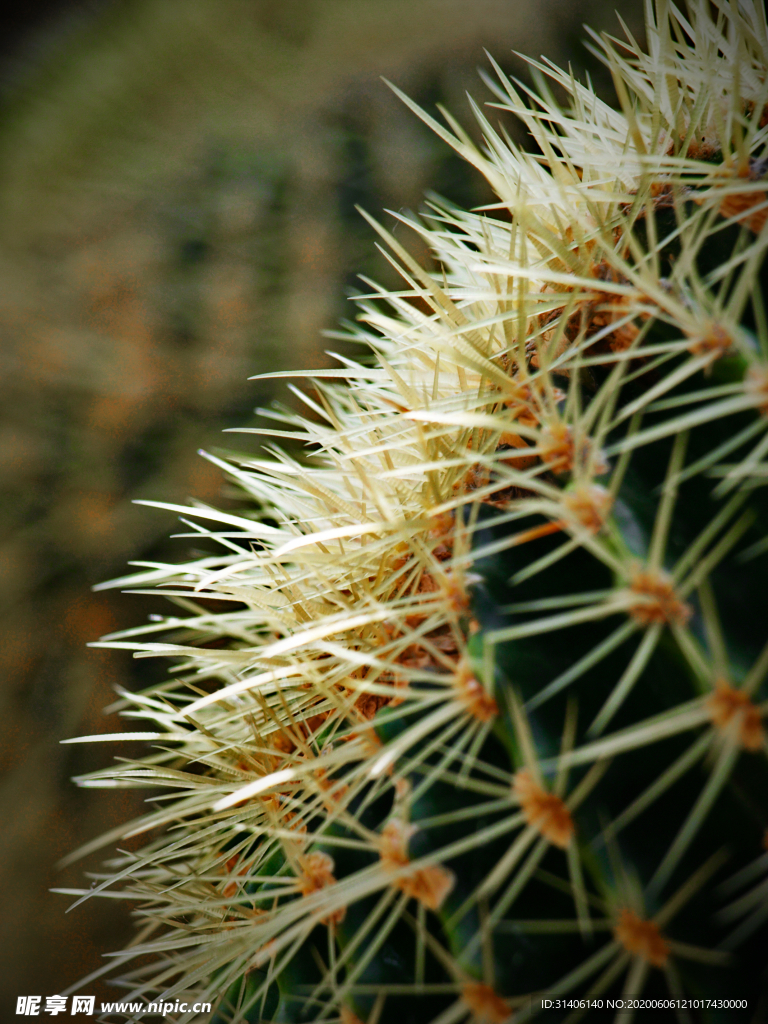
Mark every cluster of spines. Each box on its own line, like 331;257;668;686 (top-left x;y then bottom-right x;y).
59;2;768;1021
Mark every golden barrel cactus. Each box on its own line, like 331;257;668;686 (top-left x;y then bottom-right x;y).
64;2;768;1020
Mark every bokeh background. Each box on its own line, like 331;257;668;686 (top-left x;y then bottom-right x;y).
0;0;643;1010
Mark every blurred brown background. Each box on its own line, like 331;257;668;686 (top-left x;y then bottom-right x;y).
0;0;641;1011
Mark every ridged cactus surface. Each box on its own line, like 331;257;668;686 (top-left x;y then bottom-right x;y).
67;2;768;1021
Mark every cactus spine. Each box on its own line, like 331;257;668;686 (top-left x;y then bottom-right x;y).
66;2;768;1021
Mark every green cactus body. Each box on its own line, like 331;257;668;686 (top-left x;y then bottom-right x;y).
65;3;768;1021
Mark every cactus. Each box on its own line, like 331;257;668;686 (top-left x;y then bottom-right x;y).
64;2;768;1021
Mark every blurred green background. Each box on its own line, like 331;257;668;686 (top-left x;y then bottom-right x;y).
0;0;641;1009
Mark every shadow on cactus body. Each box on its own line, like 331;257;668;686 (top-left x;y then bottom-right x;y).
64;2;768;1022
